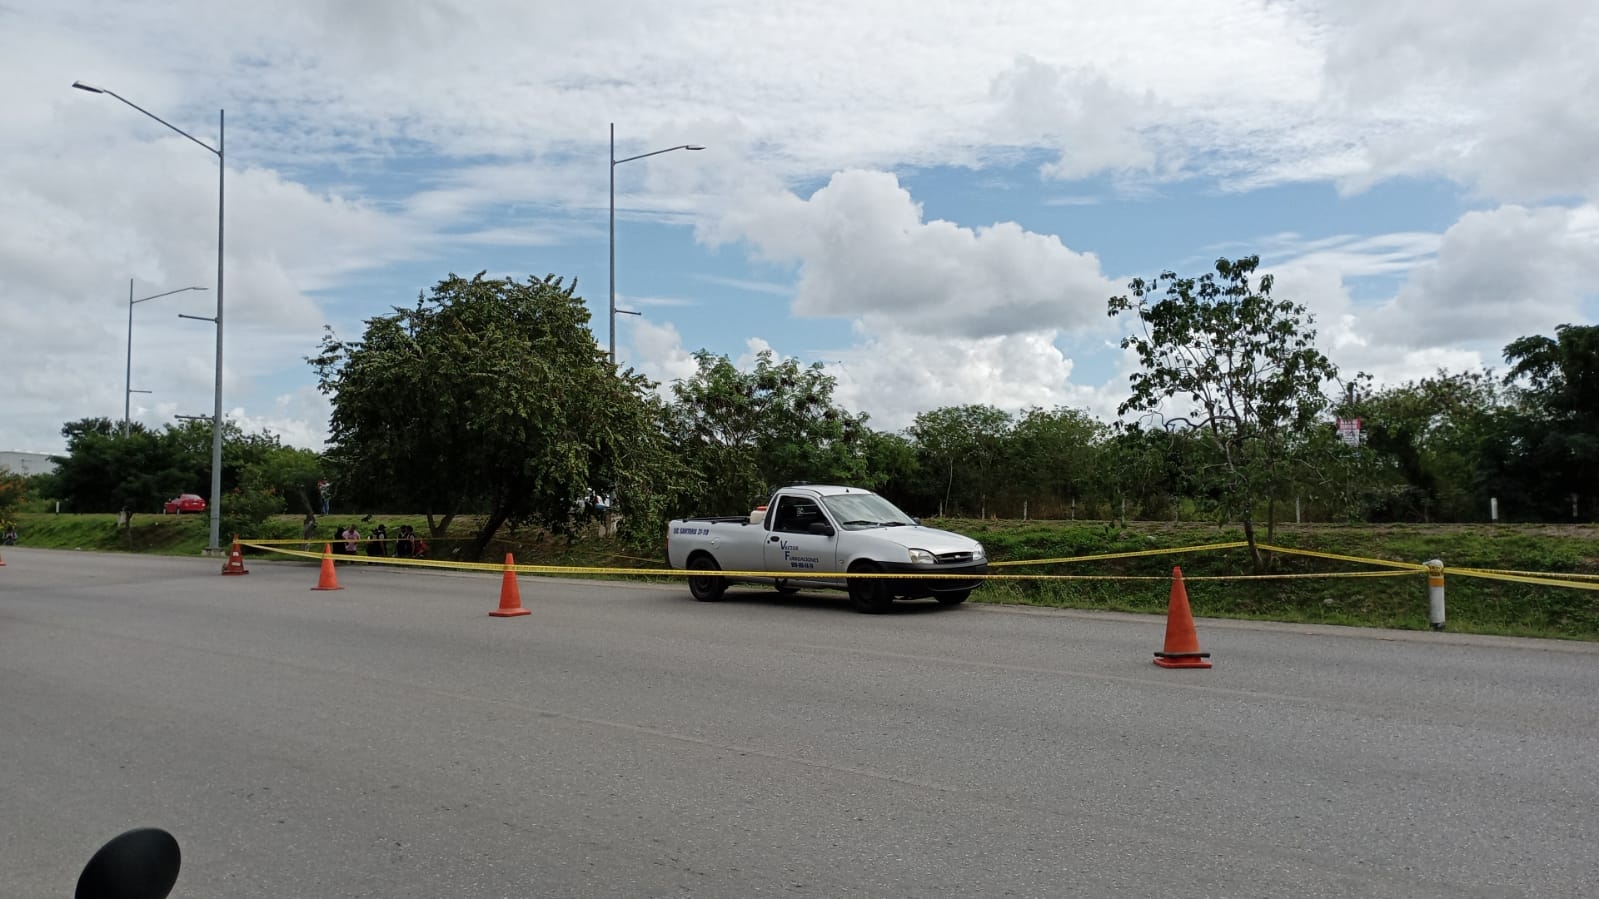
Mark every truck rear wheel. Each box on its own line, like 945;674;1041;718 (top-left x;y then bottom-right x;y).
687;554;727;602
848;562;893;614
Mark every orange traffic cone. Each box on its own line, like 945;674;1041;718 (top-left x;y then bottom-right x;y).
220;536;250;576
1153;566;1211;669
490;553;530;617
0;546;6;567
311;543;344;591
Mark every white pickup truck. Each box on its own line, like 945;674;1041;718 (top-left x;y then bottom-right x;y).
665;484;988;613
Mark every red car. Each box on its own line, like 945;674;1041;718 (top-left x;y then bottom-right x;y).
163;494;207;514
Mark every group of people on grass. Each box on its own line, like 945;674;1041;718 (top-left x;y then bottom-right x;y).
302;514;426;558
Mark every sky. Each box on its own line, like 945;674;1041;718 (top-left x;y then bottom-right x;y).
2;0;1597;455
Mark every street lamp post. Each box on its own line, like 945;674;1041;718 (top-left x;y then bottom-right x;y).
75;80;227;553
124;279;207;437
609;123;703;365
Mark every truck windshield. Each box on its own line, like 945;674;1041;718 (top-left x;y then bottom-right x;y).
820;493;916;530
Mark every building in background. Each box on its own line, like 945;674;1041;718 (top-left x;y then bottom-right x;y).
0;451;57;476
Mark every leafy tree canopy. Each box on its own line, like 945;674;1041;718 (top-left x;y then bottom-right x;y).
1499;324;1599;517
312;271;690;557
1108;256;1342;564
0;468;27;521
666;349;867;514
44;416;325;534
49;417;195;521
909;404;1014;518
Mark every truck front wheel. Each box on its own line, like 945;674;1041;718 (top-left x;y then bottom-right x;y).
847;562;893;614
687;554;727;602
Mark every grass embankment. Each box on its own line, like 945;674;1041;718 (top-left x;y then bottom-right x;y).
5;512;659;571
951;519;1599;641
10;512;1598;640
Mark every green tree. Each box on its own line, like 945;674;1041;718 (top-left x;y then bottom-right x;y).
665;350;868;514
220;472;287;539
1348;370;1507;521
0;468;26;521
1108;256;1340;568
1005;406;1107;518
854;430;923;509
213;440;325;538
908;405;1014;518
48;416;307;532
1103;423;1189;523
246;443;325;517
48;418;193;530
312;272;687;559
1502;324;1599;519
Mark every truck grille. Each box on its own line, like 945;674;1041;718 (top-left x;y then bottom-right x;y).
935;551;975;564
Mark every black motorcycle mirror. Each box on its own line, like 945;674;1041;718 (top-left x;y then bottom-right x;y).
75;827;180;899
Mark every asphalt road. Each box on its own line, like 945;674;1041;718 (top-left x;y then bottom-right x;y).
2;547;1596;898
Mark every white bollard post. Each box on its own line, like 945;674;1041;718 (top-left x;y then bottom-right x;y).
1490;497;1499;522
1426;558;1445;631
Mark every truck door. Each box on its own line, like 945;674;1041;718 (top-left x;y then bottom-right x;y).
762;494;840;578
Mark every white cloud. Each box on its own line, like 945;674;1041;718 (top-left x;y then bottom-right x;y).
13;0;1595;203
1317;0;1599;200
705;170;1118;339
228;387;334;452
1258;232;1443;279
826;330;1120;431
626;318;701;391
1366;204;1599;346
1263;259;1482;390
1261;206;1599;389
735;337;776;371
5;0;1599;456
629;322;1123;433
691;274;794;297
0;119;420;453
988;57;1161;180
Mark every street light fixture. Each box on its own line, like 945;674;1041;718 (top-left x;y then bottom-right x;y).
125;279;207;437
75;80;228;554
609;122;703;366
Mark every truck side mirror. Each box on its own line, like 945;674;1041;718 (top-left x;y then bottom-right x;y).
807;522;835;537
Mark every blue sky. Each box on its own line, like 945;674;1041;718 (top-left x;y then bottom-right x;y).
3;0;1597;453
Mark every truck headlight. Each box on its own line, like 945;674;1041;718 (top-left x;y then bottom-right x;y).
973;544;986;562
907;548;936;565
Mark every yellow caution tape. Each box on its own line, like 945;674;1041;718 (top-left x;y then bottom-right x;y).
242;542;1417;582
241;543;509;573
1254;543;1429;571
239;539;1588;590
1447;568;1599;591
990;541;1249;567
1447;566;1599;581
1179;570;1420;581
